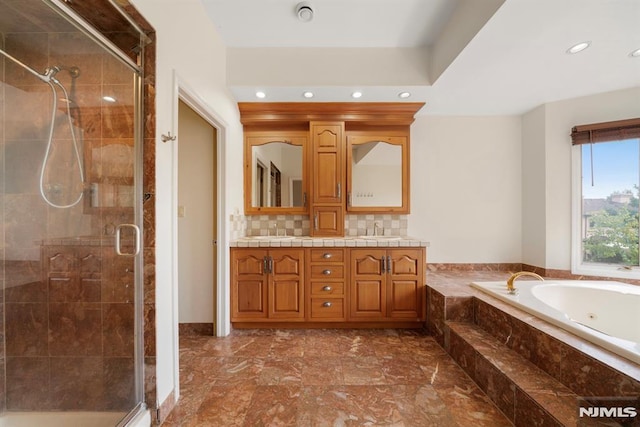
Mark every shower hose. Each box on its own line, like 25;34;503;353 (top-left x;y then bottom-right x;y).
40;75;85;208
0;47;84;208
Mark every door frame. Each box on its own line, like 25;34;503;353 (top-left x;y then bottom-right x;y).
171;71;230;391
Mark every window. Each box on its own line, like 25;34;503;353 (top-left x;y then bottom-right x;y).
572;118;640;279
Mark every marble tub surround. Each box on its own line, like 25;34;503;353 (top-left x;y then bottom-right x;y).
163;329;511;426
426;271;640;426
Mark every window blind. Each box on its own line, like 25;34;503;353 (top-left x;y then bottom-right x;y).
571;118;640;145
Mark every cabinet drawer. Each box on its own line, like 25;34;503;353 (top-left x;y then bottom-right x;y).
310;281;344;295
310;249;344;263
310;265;344;279
310;298;345;319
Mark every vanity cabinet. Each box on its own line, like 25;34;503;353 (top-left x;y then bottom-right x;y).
349;248;425;321
230;245;425;327
310;122;345;236
231;248;305;321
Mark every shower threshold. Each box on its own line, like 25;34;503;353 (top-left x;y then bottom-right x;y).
0;411;127;427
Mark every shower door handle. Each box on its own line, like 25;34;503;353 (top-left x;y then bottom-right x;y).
115;224;141;257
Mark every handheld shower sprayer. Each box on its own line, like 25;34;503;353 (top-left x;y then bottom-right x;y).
0;47;85;208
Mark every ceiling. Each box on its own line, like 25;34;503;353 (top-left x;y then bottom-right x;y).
202;0;640;115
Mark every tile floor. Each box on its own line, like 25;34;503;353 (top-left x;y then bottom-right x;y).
163;328;513;426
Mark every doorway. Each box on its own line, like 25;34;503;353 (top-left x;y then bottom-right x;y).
177;100;217;334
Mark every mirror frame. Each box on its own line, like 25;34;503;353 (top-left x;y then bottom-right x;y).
244;131;309;215
346;132;409;213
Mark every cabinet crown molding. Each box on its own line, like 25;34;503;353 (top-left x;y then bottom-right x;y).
238;102;425;127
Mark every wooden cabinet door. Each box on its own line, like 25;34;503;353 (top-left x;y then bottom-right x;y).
349;249;386;320
387;248;425;320
269;249;305;320
311;205;344;236
231;249;269;320
311;122;344;204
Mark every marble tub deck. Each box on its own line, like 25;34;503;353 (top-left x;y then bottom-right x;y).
426;270;640;384
164;328;512;426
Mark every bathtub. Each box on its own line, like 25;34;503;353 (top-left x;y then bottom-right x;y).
470;280;640;365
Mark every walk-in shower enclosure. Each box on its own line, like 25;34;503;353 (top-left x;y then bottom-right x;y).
0;0;145;424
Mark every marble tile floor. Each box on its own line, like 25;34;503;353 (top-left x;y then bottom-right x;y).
163;329;513;426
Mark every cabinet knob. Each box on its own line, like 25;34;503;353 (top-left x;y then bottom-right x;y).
322;253;332;259
322;301;332;308
322;286;332;291
322;269;332;275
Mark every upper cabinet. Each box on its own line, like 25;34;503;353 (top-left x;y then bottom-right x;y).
310;121;345;236
244;131;308;215
346;132;409;213
238;102;424;222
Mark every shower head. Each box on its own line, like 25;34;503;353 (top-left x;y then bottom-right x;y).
43;66;61;82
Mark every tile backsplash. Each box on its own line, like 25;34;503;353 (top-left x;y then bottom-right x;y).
344;214;408;237
244;215;312;237
236;214;408;238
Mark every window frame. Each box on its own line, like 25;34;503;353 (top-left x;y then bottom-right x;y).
571;118;640;279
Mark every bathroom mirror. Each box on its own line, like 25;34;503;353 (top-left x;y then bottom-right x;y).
346;134;409;213
244;132;308;214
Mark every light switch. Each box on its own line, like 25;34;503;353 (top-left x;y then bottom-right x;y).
178;205;186;217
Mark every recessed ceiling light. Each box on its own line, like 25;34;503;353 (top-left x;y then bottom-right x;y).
102;95;117;103
351;91;362;99
630;48;640;58
303;91;314;98
398;92;411;99
255;91;266;99
566;41;591;54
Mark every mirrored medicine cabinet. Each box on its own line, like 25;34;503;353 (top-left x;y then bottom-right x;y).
346;134;409;213
239;102;423;217
244;132;308;215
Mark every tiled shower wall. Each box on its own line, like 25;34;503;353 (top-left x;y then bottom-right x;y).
241;214;409;238
1;29;137;410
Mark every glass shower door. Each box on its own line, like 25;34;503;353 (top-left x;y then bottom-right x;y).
0;0;144;423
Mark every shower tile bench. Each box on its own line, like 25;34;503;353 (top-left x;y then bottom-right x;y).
425;271;640;427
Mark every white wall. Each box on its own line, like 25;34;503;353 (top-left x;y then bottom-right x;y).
521;105;547;267
409;115;522;263
130;0;244;409
228;47;430;86
177;101;215;324
523;87;640;270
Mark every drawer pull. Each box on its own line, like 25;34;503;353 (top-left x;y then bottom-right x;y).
322;301;332;308
322;286;332;291
322;269;332;275
322;253;332;259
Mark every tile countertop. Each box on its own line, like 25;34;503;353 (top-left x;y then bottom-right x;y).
230;236;430;248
